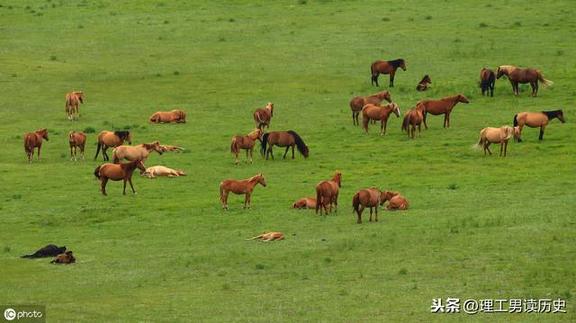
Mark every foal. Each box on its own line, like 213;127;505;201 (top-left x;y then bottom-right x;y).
416;75;431;91
361;102;400;136
68;131;86;161
219;173;267;209
230;128;262;164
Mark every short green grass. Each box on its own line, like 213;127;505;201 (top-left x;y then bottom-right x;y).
0;0;575;321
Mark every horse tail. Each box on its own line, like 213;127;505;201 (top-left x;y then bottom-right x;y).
352;192;360;214
93;165;101;179
476;129;486;148
315;186;322;214
288;130;309;158
230;136;238;153
260;132;269;156
402;113;410;132
537;72;553;87
362;113;370;132
513;114;519;127
94;137;102;160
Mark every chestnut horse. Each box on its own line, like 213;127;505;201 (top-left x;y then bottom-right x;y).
416;75;431;91
253;102;274;130
24;128;49;163
381;191;409;210
149;109;186;123
293;197;317;209
476;126;517;157
401;106;424;139
370;58;406;87
349;91;392;125
219;173;267;209
93;160;146;196
315;171;342;215
230;128;263;164
513;110;565;142
68;131;86;161
261;130;309;160
112;141;163;163
352;187;386;224
65;91;84;120
94;130;132;161
362;102;401;135
480;68;495;97
417;94;470;128
496;65;552;96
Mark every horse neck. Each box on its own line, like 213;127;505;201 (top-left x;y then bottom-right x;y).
247;176;261;188
331;174;341;186
123;161;141;174
247;131;260;140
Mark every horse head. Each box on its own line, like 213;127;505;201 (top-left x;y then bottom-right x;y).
399;59;407;71
390;103;401;117
249;128;264;141
148;141;163;155
266;102;274;117
557;110;566;123
378;91;392;103
257;173;267;187
333;171;342;187
423;75;431;83
76;91;84;103
458;94;470;104
38;128;49;141
496;66;514;79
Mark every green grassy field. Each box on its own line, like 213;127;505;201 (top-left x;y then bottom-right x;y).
1;0;575;321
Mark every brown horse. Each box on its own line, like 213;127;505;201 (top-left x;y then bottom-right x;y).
416;75;431;91
513;110;565;142
476;126;518;157
230;128;263;164
65;91;84;120
480;68;495;97
253;102;274;130
352;187;386;224
94;130;132;161
381;191;409;210
496;65;552;96
349;91;392;125
401;106;424;139
261;130;309;160
112;141;163;163
219;173;267;209
68;131;86;161
370;58;406;87
149;109;186;123
315;171;342;215
292;197;316;209
24;128;49;163
93;160;146;196
362;102;401;135
417;94;470;128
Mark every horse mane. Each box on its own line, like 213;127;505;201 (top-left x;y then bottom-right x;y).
260;132;270;156
389;59;405;68
287;130;309;158
114;131;130;140
331;172;342;187
542;110;563;120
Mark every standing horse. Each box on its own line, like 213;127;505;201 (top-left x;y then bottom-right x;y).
93;160;146;196
476;126;518;157
261;130;309;160
112;141;163;163
417;94;470;128
65;91;84;120
370;58;406;87
315;171;342;215
496;65;553;96
480;68;495;97
401;106;424;139
513;110;565;142
349;91;392;125
149;109;186;123
352;187;386;224
231;128;263;164
24;128;49;163
253;102;274;130
361;102;401;136
94;130;132;161
68;131;86;161
416;75;432;91
219;173;267;209
381;191;409;210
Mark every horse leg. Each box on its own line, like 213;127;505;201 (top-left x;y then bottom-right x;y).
123;179;127;195
283;146;289;159
485;143;492;155
504;141;508;157
37;146;41;161
380;119;385;136
389;71;395;87
249;148;253;164
129;178;136;194
80;144;85;160
499;142;504;157
369;207;373;222
356;206;363;224
292;145;295;159
375;205;378;222
103;147;109;161
70;145;74;161
423;112;428;129
539;126;545;140
221;191;229;209
244;192;250;209
371;73;379;87
490;83;494;97
101;178;108;196
446;113;450;128
531;81;538;97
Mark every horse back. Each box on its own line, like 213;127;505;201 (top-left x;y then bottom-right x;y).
24;133;38;150
371;60;391;74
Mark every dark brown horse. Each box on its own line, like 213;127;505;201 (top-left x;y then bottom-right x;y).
496;65;552;96
416;75;431;91
349;91;392;125
68;131;86;161
94;130;132;161
417;94;470;128
370;58;406;87
361;103;401;136
401;106;424;139
94;160;146;196
315;171;342;215
513;110;565;142
480;68;495;97
253;102;274;130
219;173;267;209
261;130;309;160
24;128;49;163
352;187;386;224
65;91;84;120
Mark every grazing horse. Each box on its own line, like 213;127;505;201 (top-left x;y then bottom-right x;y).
112;141;163;163
149;109;186;123
513;110;565;142
349;91;392;125
94;130;132;161
253;102;274;130
381;191;409;210
219;173;267;209
401;106;425;139
496;65;553;96
261;130;309;160
93;160;146;196
230;128;263;164
292;197;316;209
480;68;495;97
352;187;386;224
65;91;84;120
68;131;86;161
476;126;518;157
24;128;49;163
417;94;470;128
315;171;342;215
416;75;432;91
142;165;186;178
370;58;406;87
362;102;401;136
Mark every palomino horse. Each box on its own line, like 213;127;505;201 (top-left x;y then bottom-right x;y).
93;160;146;196
480;68;496;97
261;130;309;160
94;130;132;161
247;232;284;241
68;131;86;161
230;128;263;164
476;126;518;157
149;109;186;123
496;65;553;96
416;75;431;91
292;197;316;209
112;141;163;163
417;94;470;128
65;91;84;120
219;173;267;209
381;191;409;210
349;91;392;125
514;110;565;141
362;102;401;136
401;106;424;139
370;58;406;87
315;171;342;215
142;165;186;178
352;187;386;224
253;102;274;130
24;128;49;163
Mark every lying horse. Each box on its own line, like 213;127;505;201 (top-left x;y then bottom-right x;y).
417;94;469;128
95;130;132;161
349;91;392;125
292;197;316;209
21;244;66;258
480;68;495;97
401;106;424;139
315;171;342;215
231;128;262;164
24;128;49;163
51;251;76;264
362;102;400;136
416;75;431;91
253;102;274;130
352;187;386;224
112;141;163;163
476;126;518;157
142;165;186;178
497;65;552;96
68;131;86;161
261;130;309;160
370;58;406;87
159;145;185;152
149;109;186;123
94;160;146;195
219;173;266;209
513;110;565;142
247;232;284;241
381;191;409;210
65;91;84;120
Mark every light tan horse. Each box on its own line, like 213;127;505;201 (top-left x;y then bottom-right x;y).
247;232;285;241
93;160;146;196
381;191;409;210
68;131;86;161
497;65;553;96
476;126;518;157
417;94;470;128
112;141;163;163
94;131;132;161
352;187;386;224
219;173;267;209
513;110;565;142
253;102;274;130
142;165;186;178
230;128;263;164
149;109;186;123
362;102;401;135
315;171;342;215
401;106;425;139
292;197;316;209
349;91;392;125
24;128;49;163
65;91;84;120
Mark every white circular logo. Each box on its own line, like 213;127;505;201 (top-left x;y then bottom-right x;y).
4;308;16;321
